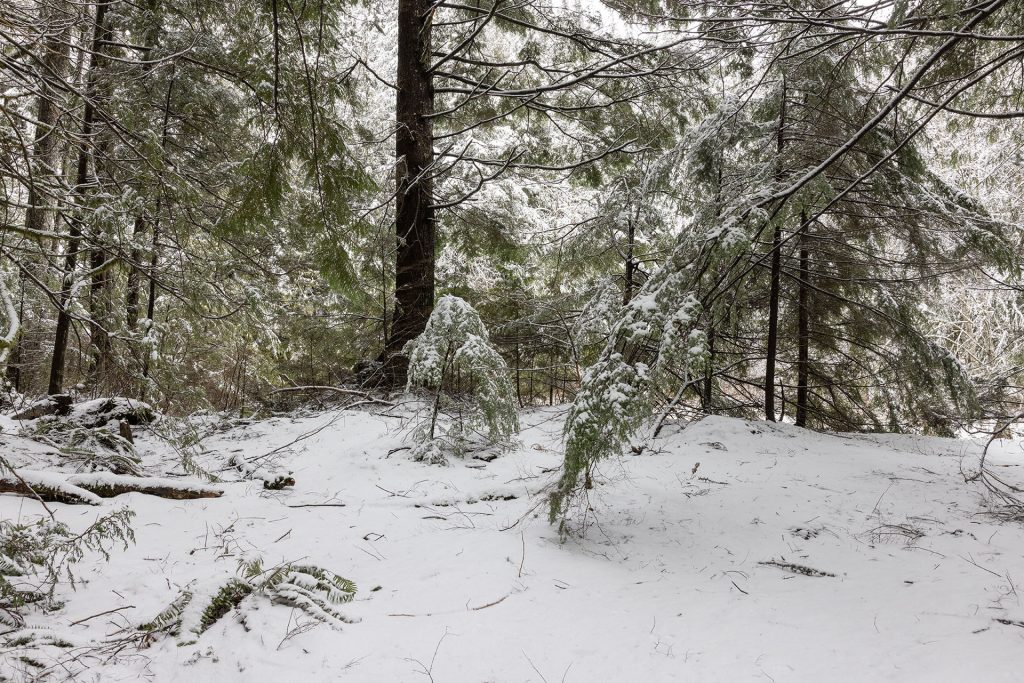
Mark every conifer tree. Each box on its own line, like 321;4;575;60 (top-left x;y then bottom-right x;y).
405;295;519;463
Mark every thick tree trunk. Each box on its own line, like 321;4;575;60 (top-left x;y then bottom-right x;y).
23;2;69;238
796;211;810;427
383;0;435;379
49;0;109;395
764;77;786;422
14;0;69;389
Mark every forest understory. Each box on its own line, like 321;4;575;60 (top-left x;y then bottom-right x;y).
6;0;1024;679
1;401;1023;682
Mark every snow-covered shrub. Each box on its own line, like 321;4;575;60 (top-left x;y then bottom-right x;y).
404;296;519;463
26;418;142;475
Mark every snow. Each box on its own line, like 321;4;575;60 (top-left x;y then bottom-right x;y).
65;472;223;495
2;408;1024;681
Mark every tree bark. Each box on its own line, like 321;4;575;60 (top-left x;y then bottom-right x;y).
0;473;223;504
765;223;782;422
624;218;636;304
764;76;786;422
12;0;70;388
703;319;715;411
125;214;145;330
48;0;109;395
796;211;810;427
88;242;112;385
383;0;436;380
126;1;167;335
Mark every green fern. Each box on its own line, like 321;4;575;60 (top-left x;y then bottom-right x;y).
262;565;357;628
140;560;357;645
139;589;193;633
198;579;252;634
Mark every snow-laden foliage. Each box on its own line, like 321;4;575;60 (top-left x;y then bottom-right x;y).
0;269;19;370
549;251;712;528
26;419;141;475
141;559;357;645
405;296;519;463
549;49;1016;527
0;491;134;626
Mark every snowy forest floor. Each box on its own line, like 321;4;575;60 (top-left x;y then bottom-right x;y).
2;406;1024;682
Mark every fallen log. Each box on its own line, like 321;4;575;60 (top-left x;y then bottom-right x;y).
67;473;223;500
0;471;101;505
0;470;223;505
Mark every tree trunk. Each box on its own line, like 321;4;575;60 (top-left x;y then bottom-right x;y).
383;0;436;380
765;222;782;422
764;76;786;422
88;241;112;386
624;218;636;304
48;0;109;395
5;275;25;390
133;71;174;399
125;213;144;330
703;319;715;411
126;2;167;335
141;220;161;387
796;211;810;427
15;0;70;389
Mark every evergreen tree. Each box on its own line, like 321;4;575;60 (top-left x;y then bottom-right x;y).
405;295;519;463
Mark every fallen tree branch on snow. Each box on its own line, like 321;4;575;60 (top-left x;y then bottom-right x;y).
758;560;835;578
268;385;395;406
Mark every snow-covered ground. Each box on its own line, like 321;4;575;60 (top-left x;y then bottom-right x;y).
2;407;1024;681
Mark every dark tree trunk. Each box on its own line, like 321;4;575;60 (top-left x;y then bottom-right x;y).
624;218;636;304
765;224;782;422
796;211;810;427
383;0;435;380
703;320;715;411
14;0;69;389
49;0;109;395
88;245;111;385
125;213;144;331
141;220;160;387
764;76;786;422
132;69;174;399
23;0;68;239
126;2;167;335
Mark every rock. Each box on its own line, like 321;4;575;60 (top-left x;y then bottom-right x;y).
71;397;155;428
11;394;72;421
